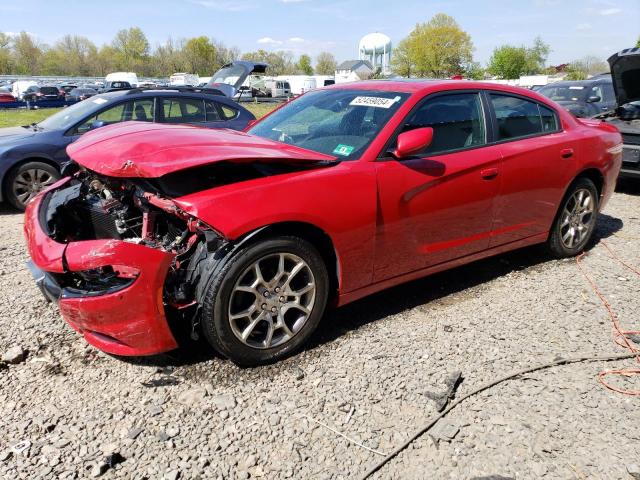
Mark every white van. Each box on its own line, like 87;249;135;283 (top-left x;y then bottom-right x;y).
105;72;139;88
276;76;317;95
265;79;291;98
169;73;200;87
312;75;336;88
12;80;38;100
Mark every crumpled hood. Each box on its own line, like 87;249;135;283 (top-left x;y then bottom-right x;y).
608;47;640;106
66;121;336;178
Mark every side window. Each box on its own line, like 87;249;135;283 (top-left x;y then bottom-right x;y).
74;102;131;134
539;105;559;132
162;98;206;123
403;93;486;155
220;104;238;120
131;99;154;122
490;94;543;140
204;100;221;121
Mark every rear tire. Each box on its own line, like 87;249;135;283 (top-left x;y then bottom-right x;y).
547;177;599;258
5;161;60;211
200;236;329;367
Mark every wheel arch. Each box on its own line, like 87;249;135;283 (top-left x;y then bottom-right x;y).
574;167;605;201
234;221;342;303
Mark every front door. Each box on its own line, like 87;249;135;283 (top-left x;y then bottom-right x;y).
374;92;502;282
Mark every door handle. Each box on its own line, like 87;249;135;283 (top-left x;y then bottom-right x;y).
561;148;574;159
480;168;499;180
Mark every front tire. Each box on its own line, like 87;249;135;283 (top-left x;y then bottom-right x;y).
201;236;329;367
5;161;60;211
547;177;599;258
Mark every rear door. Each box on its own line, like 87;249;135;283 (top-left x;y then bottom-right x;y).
487;93;578;247
374;91;502;281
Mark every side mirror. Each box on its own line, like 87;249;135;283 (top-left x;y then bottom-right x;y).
89;120;105;130
393;127;434;159
586;95;601;103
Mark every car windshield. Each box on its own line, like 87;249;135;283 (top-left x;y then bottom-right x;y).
37;96;110;130
248;89;409;159
539;84;588;102
210;65;245;86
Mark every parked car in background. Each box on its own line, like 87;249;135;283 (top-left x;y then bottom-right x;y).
207;61;268;97
22;85;65;102
265;79;291;98
66;88;98;102
0;92;16;103
538;77;616;117
58;84;78;95
12;80;38;100
105;72;138;87
99;81;132;93
597;47;640;180
23;80;621;365
0;88;255;210
277;75;317;95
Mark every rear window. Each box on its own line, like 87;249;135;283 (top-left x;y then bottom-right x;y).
490;94;559;140
41;87;59;95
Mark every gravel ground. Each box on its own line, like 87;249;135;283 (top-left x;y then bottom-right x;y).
1;184;640;480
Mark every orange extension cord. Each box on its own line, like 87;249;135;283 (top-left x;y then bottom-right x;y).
576;240;640;395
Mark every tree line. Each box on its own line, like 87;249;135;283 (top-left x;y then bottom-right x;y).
1;20;637;80
392;14;640;80
0;28;338;78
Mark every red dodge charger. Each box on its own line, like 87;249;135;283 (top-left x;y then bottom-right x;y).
24;80;622;366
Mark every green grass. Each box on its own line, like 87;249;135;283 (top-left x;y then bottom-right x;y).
0;108;59;128
0;102;277;129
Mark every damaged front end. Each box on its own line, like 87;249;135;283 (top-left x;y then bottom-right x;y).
26;168;226;356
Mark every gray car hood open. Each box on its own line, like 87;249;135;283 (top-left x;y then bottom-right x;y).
206;61;268;98
608;47;640;106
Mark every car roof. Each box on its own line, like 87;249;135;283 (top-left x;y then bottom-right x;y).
325;79;553;97
87;89;251;112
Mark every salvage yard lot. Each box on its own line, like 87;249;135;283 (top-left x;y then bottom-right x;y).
1;106;640;478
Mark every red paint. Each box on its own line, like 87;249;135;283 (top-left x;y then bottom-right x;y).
60;240;177;356
26;80;623;357
67;121;336;178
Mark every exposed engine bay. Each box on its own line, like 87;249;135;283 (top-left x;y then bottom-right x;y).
39;159;335;325
40;167;227;310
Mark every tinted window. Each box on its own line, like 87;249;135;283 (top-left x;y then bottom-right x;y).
74;98;154;134
403;93;486;155
539;104;558;132
162;98;206;123
490;94;544;140
602;83;615;103
220;104;238;120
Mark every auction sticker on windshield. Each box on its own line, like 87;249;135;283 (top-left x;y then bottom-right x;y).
350;96;398;108
333;144;355;156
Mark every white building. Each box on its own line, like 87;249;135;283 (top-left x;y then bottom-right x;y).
358;33;392;74
334;60;374;84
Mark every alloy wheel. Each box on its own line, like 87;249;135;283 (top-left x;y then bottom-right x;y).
228;252;316;349
560;188;595;249
12;168;56;205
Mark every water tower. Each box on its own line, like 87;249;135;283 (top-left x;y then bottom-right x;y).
358;33;392;74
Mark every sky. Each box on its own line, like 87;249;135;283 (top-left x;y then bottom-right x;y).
1;0;639;66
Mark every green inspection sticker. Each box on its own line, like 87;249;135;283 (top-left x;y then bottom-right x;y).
333;144;355;156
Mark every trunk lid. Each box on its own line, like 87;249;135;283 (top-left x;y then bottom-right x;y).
66;121;336;178
608;47;640;106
